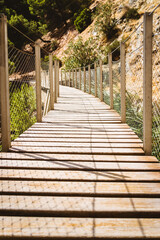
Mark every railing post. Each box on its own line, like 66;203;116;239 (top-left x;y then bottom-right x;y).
75;69;77;88
88;65;91;94
65;69;67;86
143;12;153;155
84;67;86;92
54;59;57;103
120;42;126;123
35;42;42;122
61;68;63;85
57;60;59;97
79;68;81;90
69;70;71;87
0;14;11;151
109;53;113;109
94;62;97;97
49;53;54;110
72;69;74;87
100;59;103;101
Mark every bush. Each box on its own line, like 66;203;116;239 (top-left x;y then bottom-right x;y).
10;83;36;140
122;7;140;21
63;36;98;69
107;40;120;61
51;40;59;51
74;8;92;33
94;2;119;40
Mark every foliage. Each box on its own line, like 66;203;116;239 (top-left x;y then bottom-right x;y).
51;39;59;51
94;2;119;40
106;40;120;61
74;8;92;33
10;83;36;140
63;36;99;69
8;60;16;75
122;7;140;21
0;0;92;49
8;14;47;48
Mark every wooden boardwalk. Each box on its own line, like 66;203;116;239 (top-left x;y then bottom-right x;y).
0;86;160;239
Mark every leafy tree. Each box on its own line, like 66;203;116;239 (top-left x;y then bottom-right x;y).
10;84;36;140
74;8;92;33
94;2;119;41
63;36;99;69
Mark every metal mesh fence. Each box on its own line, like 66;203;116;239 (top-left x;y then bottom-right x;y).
112;60;121;113
152;10;160;160
126;23;144;141
41;57;50;117
103;64;110;106
8;45;36;141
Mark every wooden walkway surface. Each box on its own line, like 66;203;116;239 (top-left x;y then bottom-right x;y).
0;86;160;239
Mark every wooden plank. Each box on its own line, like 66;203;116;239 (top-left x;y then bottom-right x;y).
13;137;142;143
0;153;156;162
0;217;160;238
0;196;160;216
10;146;144;154
1;181;160;196
0;169;160;182
11;142;143;148
1;161;159;171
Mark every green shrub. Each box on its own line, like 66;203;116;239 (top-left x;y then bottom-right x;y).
107;40;120;61
94;2;119;40
63;36;98;69
74;8;92;33
51;40;59;51
10;83;36;140
122;7;140;21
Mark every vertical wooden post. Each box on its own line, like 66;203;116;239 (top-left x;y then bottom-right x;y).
69;70;71;87
0;14;11;151
84;67;86;92
79;68;81;90
61;68;63;85
57;60;59;97
109;53;113;109
94;62;97;97
54;60;57;103
88;65;91;94
35;42;42;122
65;69;67;86
99;59;103;101
75;69;77;88
143;12;153;155
72;69;74;87
120;42;126;122
49;53;54;110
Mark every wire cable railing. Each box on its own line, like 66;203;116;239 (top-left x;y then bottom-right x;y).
8;45;36;141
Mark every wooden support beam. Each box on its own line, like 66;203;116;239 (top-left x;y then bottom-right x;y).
88;65;91;94
94;62;97;97
84;67;86;92
49;54;54;110
35;43;42;122
143;12;153;155
99;59;103;101
120;42;126;123
0;14;11;151
79;68;81;90
109;53;113;109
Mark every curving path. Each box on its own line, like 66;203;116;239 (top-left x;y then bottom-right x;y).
0;86;160;239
